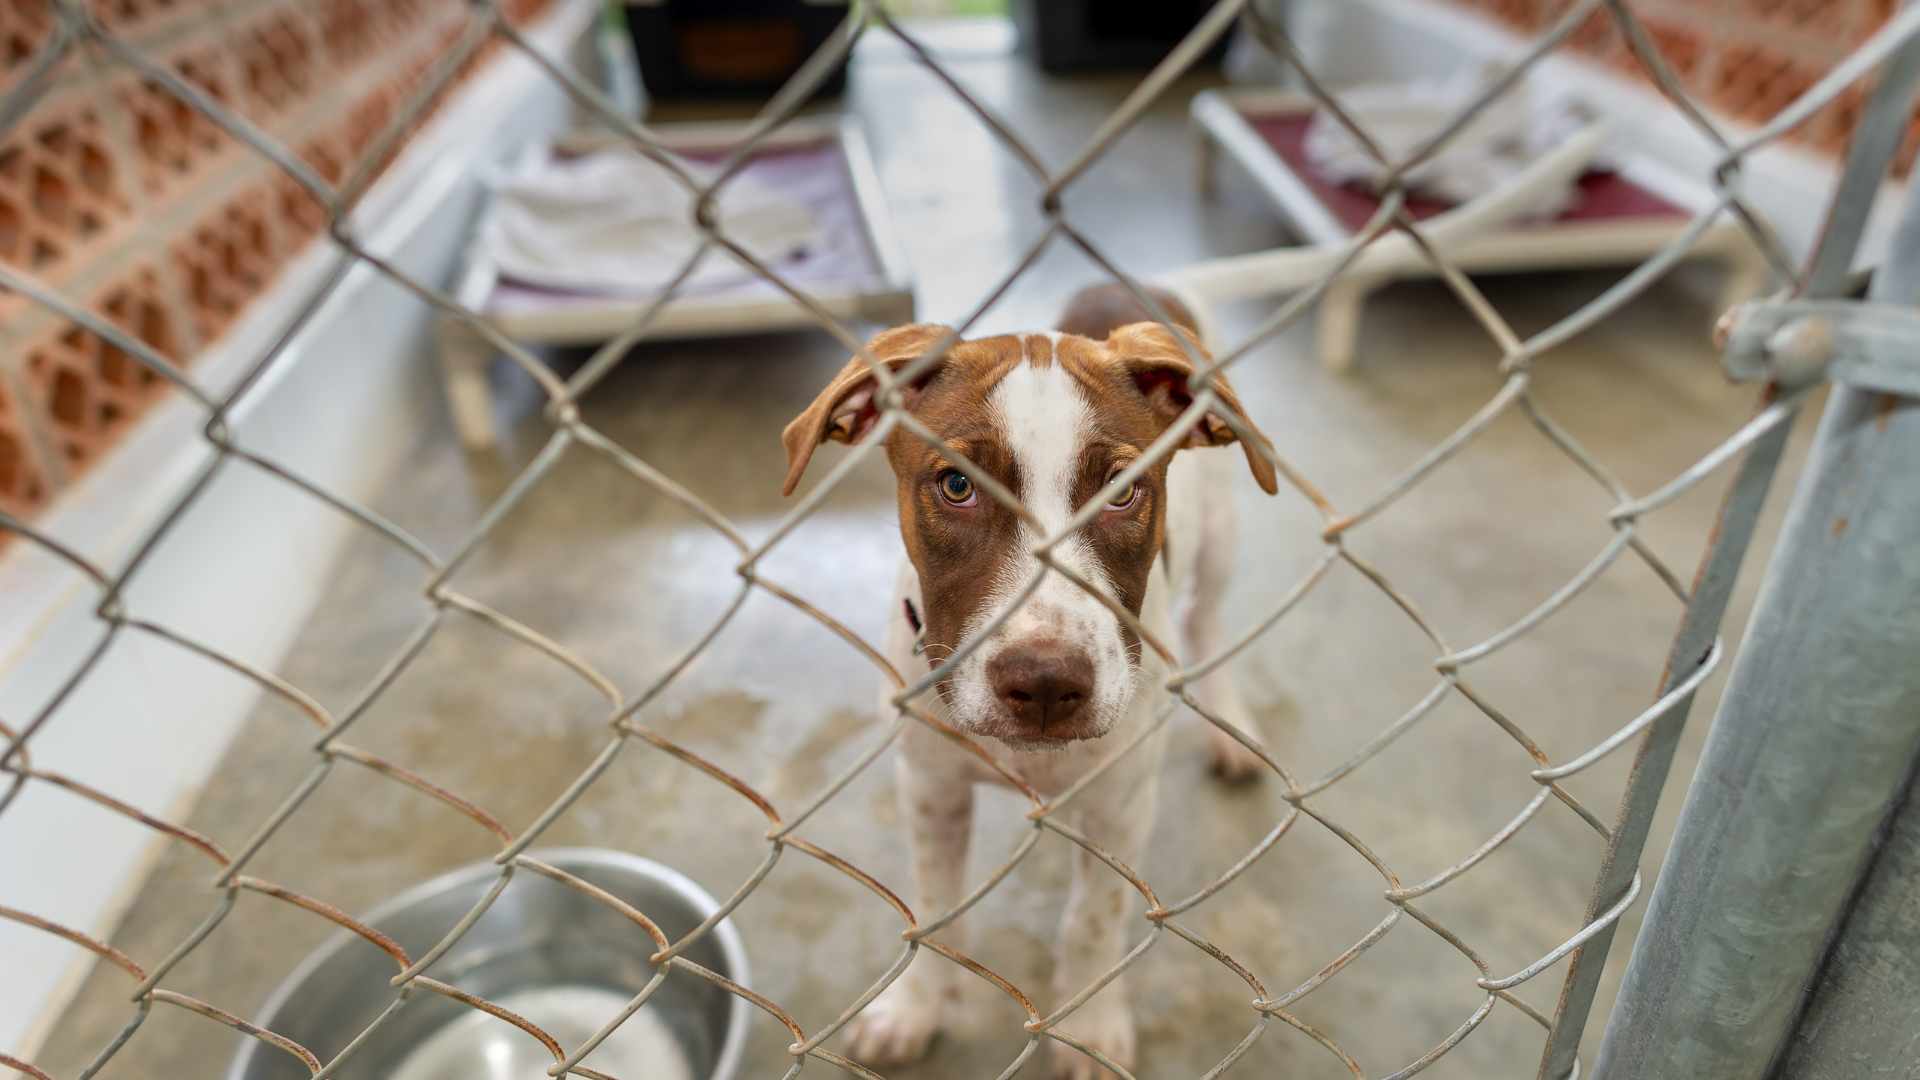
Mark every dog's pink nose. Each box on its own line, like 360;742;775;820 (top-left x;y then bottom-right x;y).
989;646;1094;734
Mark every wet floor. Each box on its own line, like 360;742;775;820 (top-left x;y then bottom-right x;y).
34;22;1808;1080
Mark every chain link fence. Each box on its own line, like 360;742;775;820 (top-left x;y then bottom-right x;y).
2;0;1915;1078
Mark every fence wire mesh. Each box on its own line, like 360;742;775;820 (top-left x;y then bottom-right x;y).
1;1;1914;1079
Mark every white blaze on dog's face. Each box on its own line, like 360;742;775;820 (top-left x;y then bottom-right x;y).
940;348;1134;750
781;323;1278;749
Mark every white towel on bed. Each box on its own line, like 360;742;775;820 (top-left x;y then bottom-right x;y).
1304;68;1603;218
478;145;823;295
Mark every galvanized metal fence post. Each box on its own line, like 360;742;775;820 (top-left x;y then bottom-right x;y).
1589;51;1920;1075
1539;20;1920;1079
1768;751;1920;1078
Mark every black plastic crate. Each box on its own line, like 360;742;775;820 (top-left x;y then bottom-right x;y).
1010;0;1228;73
624;0;851;100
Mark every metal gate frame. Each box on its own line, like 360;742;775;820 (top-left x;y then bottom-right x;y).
1584;19;1920;1080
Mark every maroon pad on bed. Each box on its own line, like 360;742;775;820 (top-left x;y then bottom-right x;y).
1244;112;1685;234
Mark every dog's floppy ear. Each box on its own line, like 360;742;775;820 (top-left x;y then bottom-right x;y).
781;324;954;496
1107;321;1279;495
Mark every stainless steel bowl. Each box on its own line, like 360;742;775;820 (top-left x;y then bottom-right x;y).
226;848;749;1080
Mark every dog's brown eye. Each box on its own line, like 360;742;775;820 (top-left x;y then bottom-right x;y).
1106;480;1138;510
938;471;977;506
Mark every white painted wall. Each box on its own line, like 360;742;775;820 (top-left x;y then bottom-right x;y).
0;0;597;1061
1293;0;1907;268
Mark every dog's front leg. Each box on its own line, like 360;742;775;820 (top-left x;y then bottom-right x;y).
846;753;973;1066
1180;460;1267;782
1049;775;1158;1080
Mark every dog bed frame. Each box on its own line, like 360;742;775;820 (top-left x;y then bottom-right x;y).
436;114;914;450
1180;86;1768;369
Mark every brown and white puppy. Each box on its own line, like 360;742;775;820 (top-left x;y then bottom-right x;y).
780;292;1275;1080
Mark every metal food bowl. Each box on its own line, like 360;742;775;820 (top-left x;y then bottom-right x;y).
227;848;749;1080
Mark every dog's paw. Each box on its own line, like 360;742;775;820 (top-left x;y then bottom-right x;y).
1050;999;1136;1080
1204;723;1266;784
844;978;947;1068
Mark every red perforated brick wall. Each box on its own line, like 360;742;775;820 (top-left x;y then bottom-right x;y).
0;92;131;284
1;0;56;93
232;9;319;120
116;47;238;201
171;184;302;342
0;0;558;545
0;372;52;519
1445;0;1912;165
20;266;180;473
91;0;218;36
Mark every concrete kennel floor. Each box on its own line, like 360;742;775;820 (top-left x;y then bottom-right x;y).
37;23;1811;1080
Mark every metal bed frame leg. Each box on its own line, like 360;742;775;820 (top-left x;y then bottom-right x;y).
1314;275;1378;372
437;313;500;452
1193;116;1218;200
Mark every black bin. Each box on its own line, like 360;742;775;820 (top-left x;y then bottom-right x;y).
1010;0;1229;73
625;0;852;100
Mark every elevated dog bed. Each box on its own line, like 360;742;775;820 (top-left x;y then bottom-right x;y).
1171;86;1767;369
436;114;913;450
